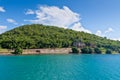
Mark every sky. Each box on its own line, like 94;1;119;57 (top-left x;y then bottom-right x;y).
0;0;120;40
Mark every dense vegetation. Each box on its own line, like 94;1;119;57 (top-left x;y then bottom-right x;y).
0;24;120;54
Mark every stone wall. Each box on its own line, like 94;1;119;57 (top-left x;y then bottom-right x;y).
0;48;72;55
23;48;72;54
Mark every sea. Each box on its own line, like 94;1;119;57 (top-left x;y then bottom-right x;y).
0;54;120;80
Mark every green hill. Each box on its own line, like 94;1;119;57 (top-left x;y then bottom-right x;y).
0;24;120;53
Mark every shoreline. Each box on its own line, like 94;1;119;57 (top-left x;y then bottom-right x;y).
0;48;72;55
0;48;118;55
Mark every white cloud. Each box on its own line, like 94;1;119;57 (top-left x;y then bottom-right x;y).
105;27;113;33
7;18;18;25
112;38;120;41
96;27;120;41
25;9;35;15
0;25;7;29
0;6;5;12
96;27;114;38
96;30;102;36
71;22;91;33
0;25;7;34
25;6;91;33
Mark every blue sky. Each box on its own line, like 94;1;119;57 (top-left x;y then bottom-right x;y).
0;0;120;40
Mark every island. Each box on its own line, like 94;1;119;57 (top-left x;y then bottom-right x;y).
0;24;119;55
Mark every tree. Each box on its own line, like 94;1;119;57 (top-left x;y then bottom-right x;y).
81;47;93;54
12;47;23;54
88;47;94;53
94;48;102;54
72;47;79;53
106;49;112;54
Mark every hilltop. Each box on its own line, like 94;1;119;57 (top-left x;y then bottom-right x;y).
0;24;120;54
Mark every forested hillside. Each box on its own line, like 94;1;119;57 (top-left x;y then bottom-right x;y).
0;24;120;53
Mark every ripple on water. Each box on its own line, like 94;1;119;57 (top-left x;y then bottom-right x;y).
0;54;120;80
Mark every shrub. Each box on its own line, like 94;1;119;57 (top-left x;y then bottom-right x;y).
118;50;120;53
72;47;79;53
81;47;93;54
12;47;23;54
88;47;93;53
106;49;112;54
94;48;102;54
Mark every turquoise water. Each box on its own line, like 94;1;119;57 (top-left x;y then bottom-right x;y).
0;54;120;80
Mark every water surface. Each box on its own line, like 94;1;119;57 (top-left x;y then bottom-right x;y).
0;54;120;80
